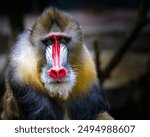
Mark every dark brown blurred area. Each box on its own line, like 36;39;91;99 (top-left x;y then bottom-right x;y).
0;0;150;120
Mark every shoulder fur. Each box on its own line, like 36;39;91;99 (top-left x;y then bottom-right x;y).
10;32;43;90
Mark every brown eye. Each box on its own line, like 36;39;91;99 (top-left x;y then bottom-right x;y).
58;37;70;44
42;38;54;46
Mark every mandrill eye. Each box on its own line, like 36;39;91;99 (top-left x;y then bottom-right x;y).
42;38;54;46
58;37;71;44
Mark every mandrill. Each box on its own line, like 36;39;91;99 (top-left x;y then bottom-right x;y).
0;8;113;120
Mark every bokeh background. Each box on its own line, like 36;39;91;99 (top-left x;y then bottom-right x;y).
0;0;150;119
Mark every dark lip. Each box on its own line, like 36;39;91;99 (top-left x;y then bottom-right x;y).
54;81;63;84
51;80;65;84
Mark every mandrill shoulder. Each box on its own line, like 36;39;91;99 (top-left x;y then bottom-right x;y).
68;81;109;120
67;45;111;119
9;32;44;91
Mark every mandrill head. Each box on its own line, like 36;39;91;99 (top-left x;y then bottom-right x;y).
28;8;86;99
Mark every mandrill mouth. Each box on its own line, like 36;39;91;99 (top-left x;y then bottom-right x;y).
50;79;67;84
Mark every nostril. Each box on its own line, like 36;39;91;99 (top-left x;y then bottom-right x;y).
58;68;67;79
48;68;67;79
49;69;58;79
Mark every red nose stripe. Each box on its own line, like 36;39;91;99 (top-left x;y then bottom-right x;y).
48;35;67;79
52;36;61;68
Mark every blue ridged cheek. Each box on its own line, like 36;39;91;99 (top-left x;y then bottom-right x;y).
45;44;68;68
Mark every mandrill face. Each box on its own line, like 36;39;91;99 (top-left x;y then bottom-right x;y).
41;34;76;99
29;8;83;99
